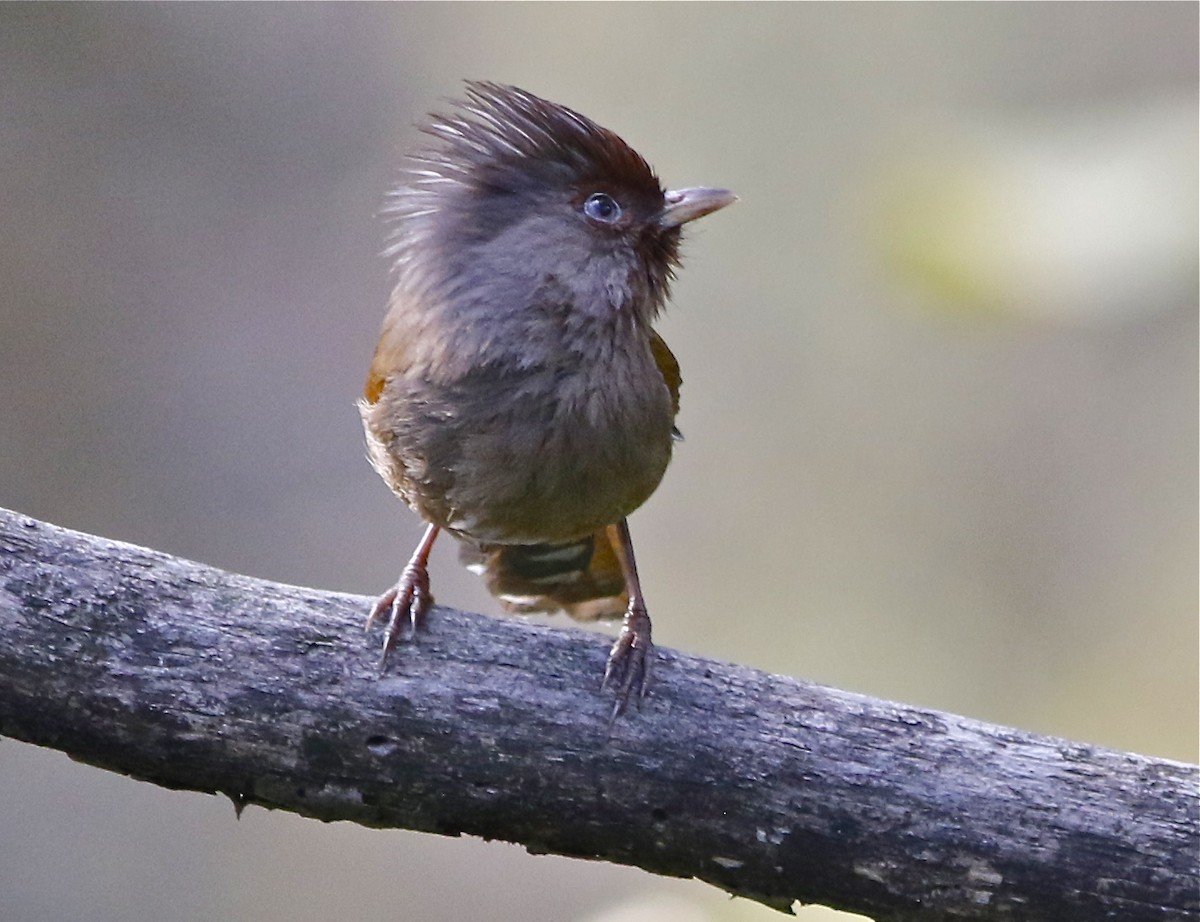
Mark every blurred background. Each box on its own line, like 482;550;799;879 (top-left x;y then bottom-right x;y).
0;5;1195;921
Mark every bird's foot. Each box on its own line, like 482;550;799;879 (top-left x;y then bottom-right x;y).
601;603;653;718
366;561;433;671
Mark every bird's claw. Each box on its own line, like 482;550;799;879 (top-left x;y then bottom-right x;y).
601;605;653;719
366;563;433;671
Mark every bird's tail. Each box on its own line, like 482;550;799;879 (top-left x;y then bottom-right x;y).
460;530;628;621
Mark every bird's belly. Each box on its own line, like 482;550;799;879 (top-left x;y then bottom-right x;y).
363;349;676;544
443;392;674;544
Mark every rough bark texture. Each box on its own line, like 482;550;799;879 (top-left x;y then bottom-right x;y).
0;506;1196;920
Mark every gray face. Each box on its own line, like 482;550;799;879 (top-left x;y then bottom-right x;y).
383;82;683;334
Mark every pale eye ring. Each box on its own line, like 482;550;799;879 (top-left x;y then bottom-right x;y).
583;192;622;224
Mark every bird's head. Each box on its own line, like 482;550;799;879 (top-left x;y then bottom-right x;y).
384;82;735;326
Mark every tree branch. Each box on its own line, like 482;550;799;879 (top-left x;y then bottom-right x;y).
0;507;1195;920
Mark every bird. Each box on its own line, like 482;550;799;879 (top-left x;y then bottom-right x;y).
359;81;735;715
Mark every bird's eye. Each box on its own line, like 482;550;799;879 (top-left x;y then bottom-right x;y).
583;192;622;224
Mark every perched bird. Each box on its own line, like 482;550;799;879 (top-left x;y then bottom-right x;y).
360;82;735;714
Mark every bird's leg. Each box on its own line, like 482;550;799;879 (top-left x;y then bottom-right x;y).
367;523;439;670
601;518;653;716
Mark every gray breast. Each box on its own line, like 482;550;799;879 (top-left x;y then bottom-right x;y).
436;343;675;544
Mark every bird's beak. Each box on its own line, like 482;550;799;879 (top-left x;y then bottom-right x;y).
658;187;738;229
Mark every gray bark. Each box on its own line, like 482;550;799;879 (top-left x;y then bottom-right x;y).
0;506;1196;920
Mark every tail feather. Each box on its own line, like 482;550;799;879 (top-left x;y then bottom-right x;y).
460;530;628;621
